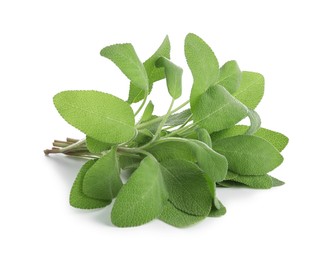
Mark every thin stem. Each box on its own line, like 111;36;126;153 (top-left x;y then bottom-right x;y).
163;123;196;138
137;100;190;129
44;138;86;155
134;91;148;117
153;99;175;140
118;147;152;157
177;114;193;129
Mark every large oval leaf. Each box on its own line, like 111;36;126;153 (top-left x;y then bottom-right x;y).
53;90;136;143
213;135;283;175
111;156;168;227
192;85;248;133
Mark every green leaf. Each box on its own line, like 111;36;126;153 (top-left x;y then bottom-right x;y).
217;60;241;94
69;161;110;209
83;148;122;200
209;199;227;217
159;201;205;228
184;33;219;107
160;160;212;216
155;57;182;99
213;135;283;175
196;128;212;147
129;129;153;147
100;43;149;91
53;90;136;144
86;136;111;153
271;176;285;187
211;125;289;152
165;109;192;127
245;109;261;135
233;71;264;109
111;156;168;227
192;85;248;133
139;101;154;123
225;171;274;189
128;36;171;103
148;138;228;182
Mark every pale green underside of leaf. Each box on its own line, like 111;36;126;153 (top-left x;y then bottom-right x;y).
211;125;289;152
83;148;122;200
246;109;261;135
111;156;168;227
213;135;283;175
160;160;212;216
233;71;264;109
148;138;227;182
192;85;248;133
86;136;111;153
156;57;182;99
185;33;220;107
128;36;171;103
54;90;136;144
217;60;242;94
100;43;149;91
69;161;110;209
196;128;212;148
159;201;206;228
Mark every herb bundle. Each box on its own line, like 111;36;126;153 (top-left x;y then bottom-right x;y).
44;33;288;228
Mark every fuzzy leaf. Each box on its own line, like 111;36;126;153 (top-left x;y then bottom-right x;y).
159;201;205;228
185;33;219;107
209;199;227;217
139;101;154;123
111;156;168;227
160;160;212;216
211;125;289;152
245;110;261;135
100;43;149;91
192;85;248;133
83;148;122;200
213;135;283;175
196;128;212;147
155;57;182;99
233;71;264;109
69;161;110;209
86;136;111;153
271;176;285;187
53;90;135;144
165;109;192;127
217;60;241;94
225;171;274;189
128;36;171;103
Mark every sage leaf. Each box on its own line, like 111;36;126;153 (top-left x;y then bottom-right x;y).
111;156;168;227
160;159;212;216
209;199;227;217
217;60;241;94
245;109;261;135
192;85;248;133
86;136;111;153
139;101;154;123
53;90;136;144
128;36;171;103
159;201;205;228
165;109;192;127
155;57;182;99
271;176;285;187
224;171;274;189
233;71;264;109
211;125;289;152
70;161;110;209
83;148;122;200
100;43;149;91
213;135;283;175
185;33;219;107
196;128;212;147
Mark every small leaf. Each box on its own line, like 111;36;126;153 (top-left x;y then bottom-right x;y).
148;138;228;182
211;125;289;152
209;199;227;217
213;135;283;175
53;90;136;144
185;33;219;106
165;109;192;127
139;101;154;123
271;176;285;187
83;148;122;200
217;60;241;94
196;128;212;147
192;85;248;133
159;201;205;228
111;156;168;227
233;71;264;109
155;57;182;99
245;109;261;135
86;136;111;153
160;160;212;216
100;43;149;90
69;161;110;209
128;36;171;103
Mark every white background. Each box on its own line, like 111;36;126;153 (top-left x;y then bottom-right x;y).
1;0;325;259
